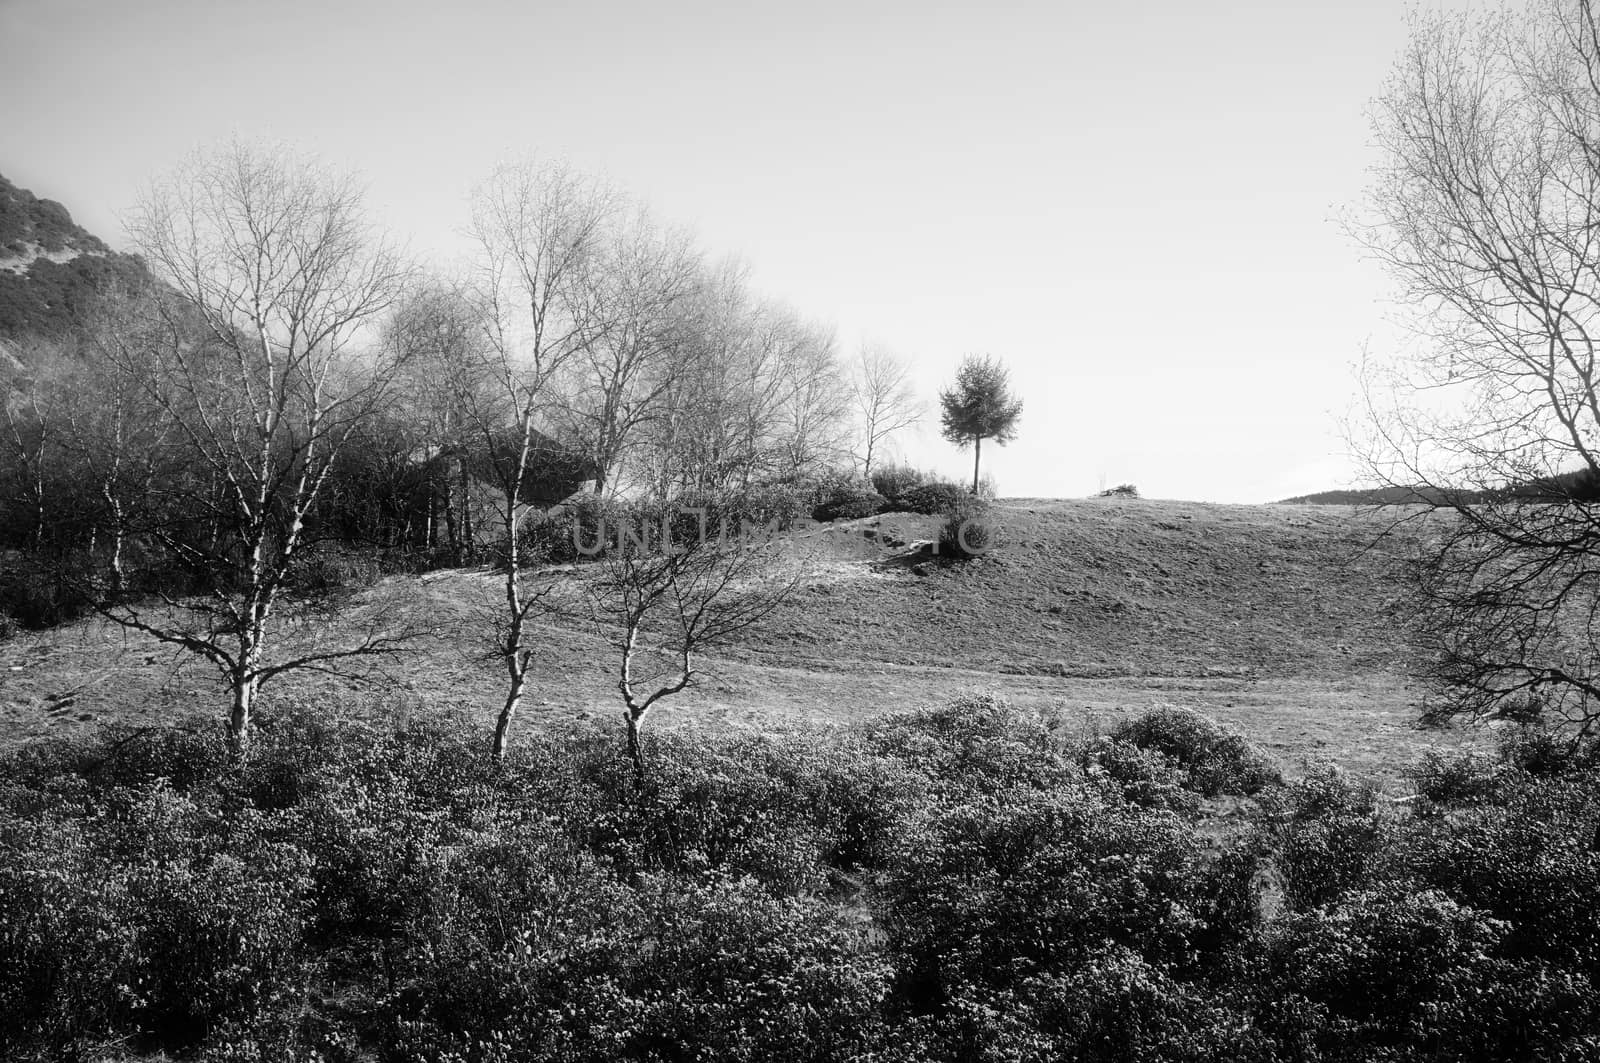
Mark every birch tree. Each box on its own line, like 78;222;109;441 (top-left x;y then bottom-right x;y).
0;339;67;554
589;498;805;780
469;160;616;758
112;140;412;758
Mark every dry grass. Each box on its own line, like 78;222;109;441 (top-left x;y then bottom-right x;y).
0;497;1473;779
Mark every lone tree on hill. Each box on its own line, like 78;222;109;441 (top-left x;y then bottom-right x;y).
939;354;1023;493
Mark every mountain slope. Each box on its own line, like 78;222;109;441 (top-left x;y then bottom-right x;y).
0;171;151;340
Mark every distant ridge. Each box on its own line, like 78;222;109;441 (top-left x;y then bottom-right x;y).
1279;486;1451;505
1281;468;1600;505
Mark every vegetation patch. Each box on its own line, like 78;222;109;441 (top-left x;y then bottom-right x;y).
1;698;1594;1061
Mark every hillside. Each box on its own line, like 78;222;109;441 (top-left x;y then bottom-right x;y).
0;497;1456;778
0;171;151;339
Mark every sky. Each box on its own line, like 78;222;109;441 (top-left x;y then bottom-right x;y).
0;0;1475;502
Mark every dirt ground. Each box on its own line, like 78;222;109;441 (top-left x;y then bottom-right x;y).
0;498;1475;781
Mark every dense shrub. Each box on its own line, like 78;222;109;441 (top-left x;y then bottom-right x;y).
937;495;995;559
520;493;618;563
1399;772;1600;976
864;694;1076;796
523;488;808;564
813;483;888;522
578;737;831;894
1404;749;1498;807
0;552;94;631
1272;766;1397;911
283;542;382;595
2;698;1598;1062
881;789;1211;987
1495;723;1595;776
890;480;966;515
1111;705;1280;797
1270;886;1600;1060
1086;737;1202;817
0;789;313;1058
393;871;888;1063
671;484;808;537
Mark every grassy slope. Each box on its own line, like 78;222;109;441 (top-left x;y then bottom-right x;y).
0;498;1455;778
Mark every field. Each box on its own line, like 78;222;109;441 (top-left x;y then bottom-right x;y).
0;497;1457;779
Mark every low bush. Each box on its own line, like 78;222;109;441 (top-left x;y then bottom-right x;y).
1110;705;1280;797
525;488;808;564
283;543;381;595
734;482;808;529
1098;483;1140;498
813;483;888;522
937;495;995;559
890;480;966;515
864;694;1076;796
520;494;617;563
671;484;808;538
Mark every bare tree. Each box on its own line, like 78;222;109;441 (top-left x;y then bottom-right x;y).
562;206;702;497
851;344;923;478
773;318;853;481
469;160;616;758
1;291;174;598
588;500;805;780
648;273;851;492
387;282;497;561
627;258;753;493
63;291;174;596
0;338;68;554
109;140;413;758
1357;0;1600;735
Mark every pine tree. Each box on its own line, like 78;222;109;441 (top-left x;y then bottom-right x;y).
939;354;1023;493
